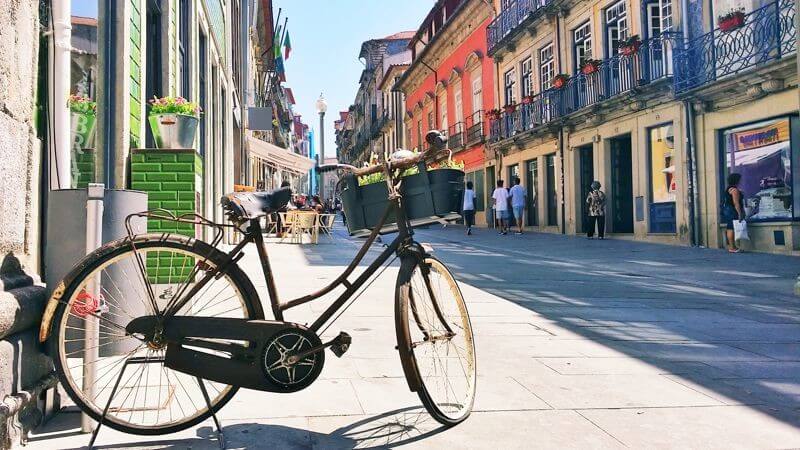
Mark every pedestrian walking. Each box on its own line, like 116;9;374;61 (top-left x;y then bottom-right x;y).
509;177;526;235
463;181;477;235
722;172;745;253
586;180;606;239
492;180;510;235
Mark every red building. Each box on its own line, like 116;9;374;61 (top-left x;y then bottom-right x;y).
396;0;496;222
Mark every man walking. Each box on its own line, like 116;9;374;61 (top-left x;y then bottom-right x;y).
463;181;477;235
509;177;526;235
492;179;510;235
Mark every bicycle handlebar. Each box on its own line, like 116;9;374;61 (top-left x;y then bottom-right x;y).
316;130;448;177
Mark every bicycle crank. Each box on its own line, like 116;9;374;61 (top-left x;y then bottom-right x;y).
285;331;352;365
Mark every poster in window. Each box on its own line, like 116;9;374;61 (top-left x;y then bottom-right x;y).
724;118;792;220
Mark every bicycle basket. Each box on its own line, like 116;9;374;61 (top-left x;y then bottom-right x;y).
340;162;464;236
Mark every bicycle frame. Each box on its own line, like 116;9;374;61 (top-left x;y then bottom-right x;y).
162;178;424;334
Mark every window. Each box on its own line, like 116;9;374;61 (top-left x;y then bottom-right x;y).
454;90;463;126
198;32;207;157
179;0;191;98
471;74;483;112
503;68;517;106
661;0;674;32
605;0;629;57
465;170;486;211
145;0;163;148
539;44;555;90
439;93;448;133
416;120;422;150
648;124;677;233
427;110;434;131
722;117;798;221
521;58;533;97
573;21;592;71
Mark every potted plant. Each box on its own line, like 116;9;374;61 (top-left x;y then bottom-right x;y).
148;96;202;149
718;8;746;32
503;104;517;114
580;59;602;75
620;35;642;56
521;95;535;105
553;74;570;89
342;157;465;236
68;95;97;150
486;109;502;120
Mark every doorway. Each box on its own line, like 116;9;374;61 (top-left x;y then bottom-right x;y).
526;159;538;226
507;164;519;227
486;165;496;228
578;145;594;233
546;154;557;226
610;135;634;233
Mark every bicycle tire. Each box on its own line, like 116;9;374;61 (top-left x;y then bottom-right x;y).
49;233;263;435
395;255;476;426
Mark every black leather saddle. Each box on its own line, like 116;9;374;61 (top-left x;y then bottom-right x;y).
220;187;291;221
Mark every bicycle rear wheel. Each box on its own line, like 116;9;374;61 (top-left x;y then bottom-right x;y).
49;234;262;435
396;255;476;425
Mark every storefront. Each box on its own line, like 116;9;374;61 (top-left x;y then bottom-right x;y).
717;116;800;251
246;136;315;194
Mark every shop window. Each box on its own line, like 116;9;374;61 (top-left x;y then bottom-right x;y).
466;170;485;211
648;124;677;233
722;117;798;221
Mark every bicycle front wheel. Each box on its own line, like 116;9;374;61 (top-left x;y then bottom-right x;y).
49;234;262;435
396;255;476;425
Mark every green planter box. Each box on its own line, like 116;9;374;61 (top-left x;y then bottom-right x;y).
341;164;464;236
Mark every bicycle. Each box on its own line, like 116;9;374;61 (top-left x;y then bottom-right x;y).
39;130;476;447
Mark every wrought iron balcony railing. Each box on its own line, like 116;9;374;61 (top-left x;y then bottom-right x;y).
487;0;552;55
447;123;465;149
465;110;485;145
490;33;678;142
674;0;796;93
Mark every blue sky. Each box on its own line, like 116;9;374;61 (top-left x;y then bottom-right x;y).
276;1;431;157
71;1;432;157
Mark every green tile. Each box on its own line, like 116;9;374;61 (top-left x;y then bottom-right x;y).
146;172;177;182
131;163;161;172
161;163;194;172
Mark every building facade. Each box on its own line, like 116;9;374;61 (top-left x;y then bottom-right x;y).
337;32;414;165
396;0;496;226
486;0;798;254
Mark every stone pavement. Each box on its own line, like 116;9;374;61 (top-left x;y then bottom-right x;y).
27;225;800;449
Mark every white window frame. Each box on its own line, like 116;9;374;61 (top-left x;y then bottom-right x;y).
539;44;555;90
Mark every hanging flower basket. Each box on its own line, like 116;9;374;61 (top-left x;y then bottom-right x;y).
503;104;517;113
553;74;570;89
718;9;746;32
521;95;535;105
620;35;642;56
580;59;602;75
147;96;202;149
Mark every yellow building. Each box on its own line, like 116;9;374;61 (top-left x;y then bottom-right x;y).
486;0;798;254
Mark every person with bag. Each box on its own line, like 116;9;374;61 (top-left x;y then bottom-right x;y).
722;173;746;253
586;181;607;239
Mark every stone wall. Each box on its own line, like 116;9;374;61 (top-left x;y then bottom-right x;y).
0;2;53;449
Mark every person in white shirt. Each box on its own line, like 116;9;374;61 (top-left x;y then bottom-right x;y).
492;179;510;235
509;177;527;235
462;181;477;236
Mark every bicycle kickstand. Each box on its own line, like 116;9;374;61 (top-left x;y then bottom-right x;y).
197;377;225;450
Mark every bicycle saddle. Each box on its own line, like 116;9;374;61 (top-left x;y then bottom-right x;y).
221;187;291;220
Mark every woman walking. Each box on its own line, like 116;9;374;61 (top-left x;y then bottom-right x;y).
586;181;606;239
463;181;477;235
722;173;745;253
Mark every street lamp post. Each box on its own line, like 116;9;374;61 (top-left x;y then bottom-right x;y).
316;94;328;201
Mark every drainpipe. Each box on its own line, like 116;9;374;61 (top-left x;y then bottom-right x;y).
555;13;566;234
49;0;72;189
680;0;701;247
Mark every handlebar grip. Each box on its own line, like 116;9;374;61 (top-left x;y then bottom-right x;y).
316;164;339;173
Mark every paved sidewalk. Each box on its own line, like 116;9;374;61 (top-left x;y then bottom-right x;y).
28;225;800;449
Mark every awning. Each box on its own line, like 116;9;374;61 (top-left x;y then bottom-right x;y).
247;136;315;175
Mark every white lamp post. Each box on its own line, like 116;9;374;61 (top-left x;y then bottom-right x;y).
316;94;328;200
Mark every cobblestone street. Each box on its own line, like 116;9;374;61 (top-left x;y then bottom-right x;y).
27;225;800;449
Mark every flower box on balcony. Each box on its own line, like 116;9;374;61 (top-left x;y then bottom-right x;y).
580;59;602;75
486;109;501;120
620;35;641;56
521;95;535;105
553;74;570;89
718;9;746;32
503;104;517;113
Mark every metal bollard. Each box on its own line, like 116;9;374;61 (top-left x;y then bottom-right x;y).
81;184;104;432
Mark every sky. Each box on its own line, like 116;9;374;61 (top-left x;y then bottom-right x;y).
275;1;432;158
71;0;433;159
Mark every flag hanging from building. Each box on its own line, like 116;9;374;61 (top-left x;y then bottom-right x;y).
275;54;286;82
284;31;292;60
273;24;283;59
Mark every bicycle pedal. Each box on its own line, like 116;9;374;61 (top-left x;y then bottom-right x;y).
329;332;352;358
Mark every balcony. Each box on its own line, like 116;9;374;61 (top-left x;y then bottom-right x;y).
487;0;553;55
490;33;678;142
465;110;485;146
447;123;465;149
674;0;795;93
